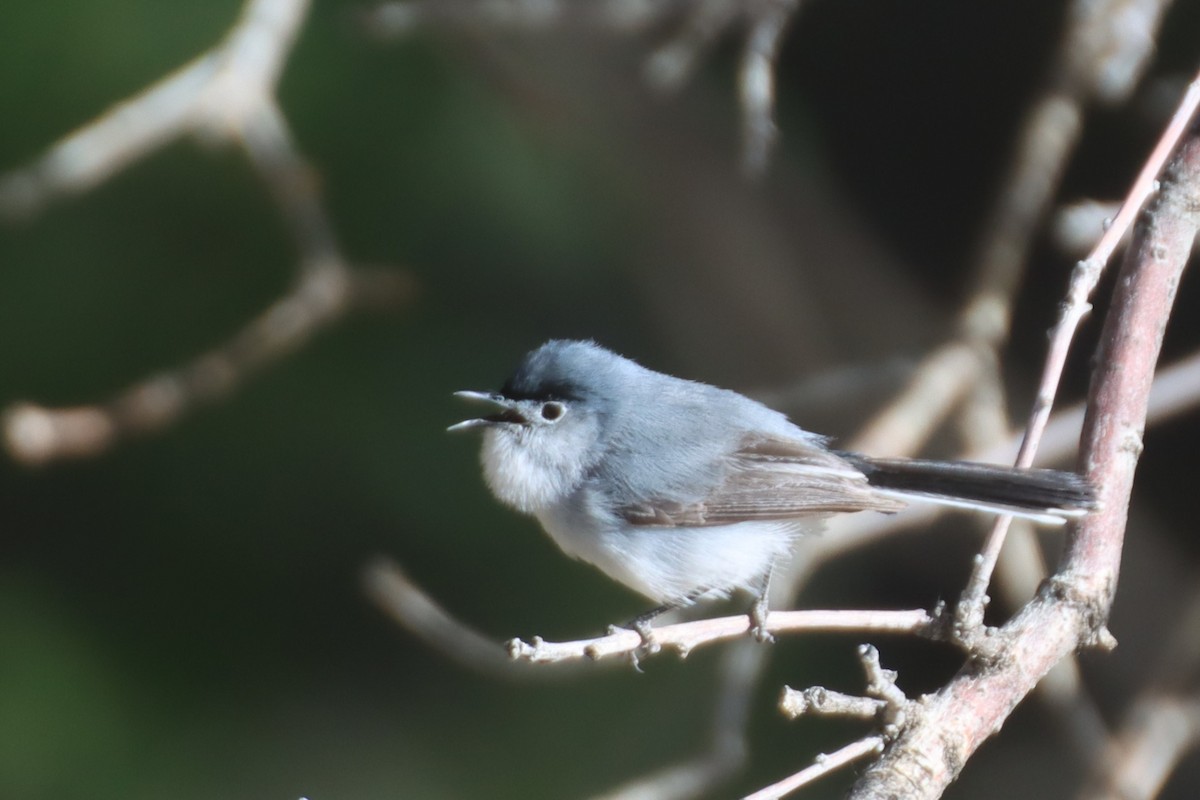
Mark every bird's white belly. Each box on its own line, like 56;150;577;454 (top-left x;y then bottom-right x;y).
536;503;808;604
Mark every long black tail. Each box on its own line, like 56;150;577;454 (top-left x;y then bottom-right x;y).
838;453;1096;523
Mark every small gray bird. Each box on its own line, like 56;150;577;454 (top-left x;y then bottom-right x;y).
450;340;1093;633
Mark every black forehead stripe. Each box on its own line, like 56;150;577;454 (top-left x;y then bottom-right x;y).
499;378;583;402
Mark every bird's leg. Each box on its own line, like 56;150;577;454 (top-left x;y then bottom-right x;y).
614;603;674;656
749;571;775;643
614;590;709;659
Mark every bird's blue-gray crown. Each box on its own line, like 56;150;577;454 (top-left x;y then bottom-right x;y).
499;339;617;402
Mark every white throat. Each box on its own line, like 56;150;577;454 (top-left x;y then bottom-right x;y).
480;426;586;514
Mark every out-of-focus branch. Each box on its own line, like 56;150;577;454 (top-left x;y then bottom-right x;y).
361;0;680;34
1079;579;1200;799
0;0;307;218
959;0;1173;345
848;342;984;458
848;127;1200;800
363;0;804;174
0;0;417;466
1080;695;1200;800
364;558;541;679
1053;200;1124;257
587;637;759;800
4;266;415;465
732;0;799;175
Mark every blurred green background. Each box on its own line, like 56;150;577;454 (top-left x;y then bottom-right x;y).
2;1;1200;798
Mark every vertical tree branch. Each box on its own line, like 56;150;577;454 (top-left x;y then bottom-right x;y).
848;131;1200;800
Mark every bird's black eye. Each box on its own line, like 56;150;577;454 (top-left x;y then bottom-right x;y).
540;401;565;422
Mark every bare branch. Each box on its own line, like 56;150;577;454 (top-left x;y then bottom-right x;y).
508;608;938;664
856;644;909;732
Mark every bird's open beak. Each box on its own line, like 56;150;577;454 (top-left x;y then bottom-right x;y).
447;391;529;432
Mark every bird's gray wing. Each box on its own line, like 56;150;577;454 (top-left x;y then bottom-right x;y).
619;435;905;527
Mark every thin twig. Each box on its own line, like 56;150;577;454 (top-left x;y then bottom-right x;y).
779;644;909;726
741;737;884;800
